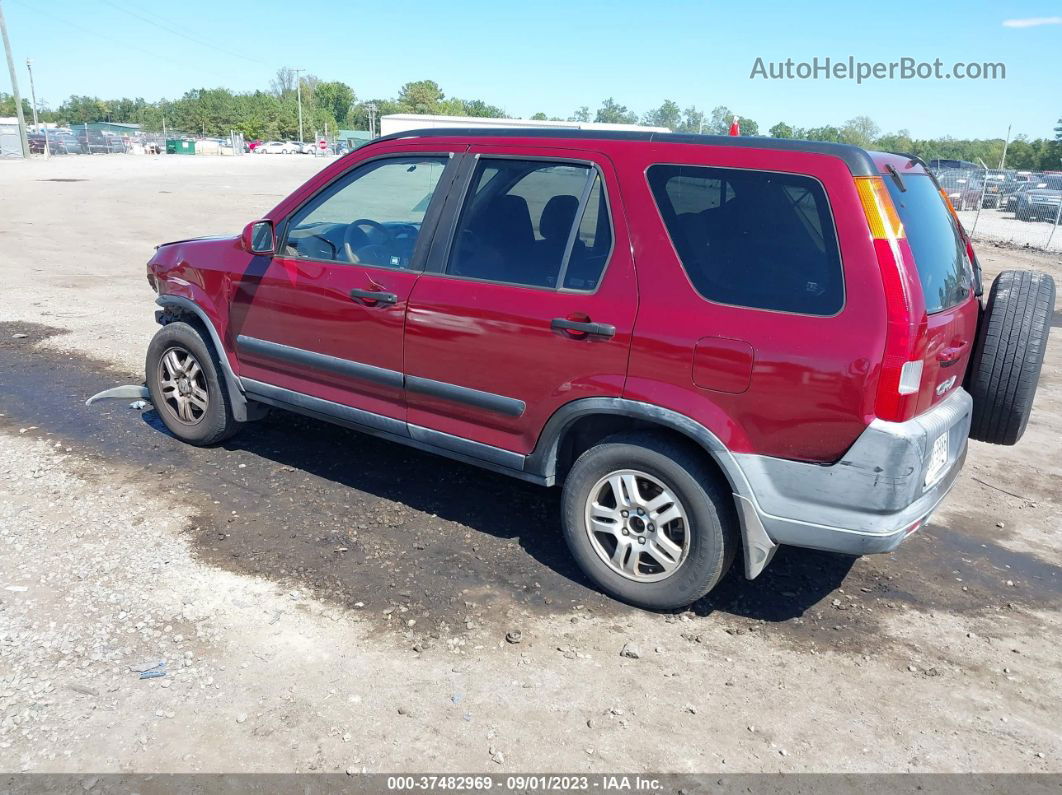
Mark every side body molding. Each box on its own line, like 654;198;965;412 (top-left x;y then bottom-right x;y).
155;295;250;422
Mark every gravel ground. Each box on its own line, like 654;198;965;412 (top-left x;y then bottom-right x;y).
0;155;1060;774
957;207;1062;252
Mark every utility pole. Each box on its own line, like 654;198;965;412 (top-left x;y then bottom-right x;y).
999;123;1012;170
293;67;305;143
366;102;378;138
0;0;30;158
25;57;46;157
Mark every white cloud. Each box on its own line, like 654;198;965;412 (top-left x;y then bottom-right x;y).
1002;16;1062;27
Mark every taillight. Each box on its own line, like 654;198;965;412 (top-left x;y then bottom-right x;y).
855;176;928;422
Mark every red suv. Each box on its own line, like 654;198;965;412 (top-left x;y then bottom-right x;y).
145;129;1054;609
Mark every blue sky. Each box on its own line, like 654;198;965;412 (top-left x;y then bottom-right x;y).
2;0;1060;139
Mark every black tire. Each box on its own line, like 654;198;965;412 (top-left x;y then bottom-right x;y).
560;431;737;610
146;321;243;446
967;271;1055;445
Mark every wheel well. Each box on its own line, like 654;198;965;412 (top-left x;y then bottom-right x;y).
554;414;733;494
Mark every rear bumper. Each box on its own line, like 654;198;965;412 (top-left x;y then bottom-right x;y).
734;388;972;557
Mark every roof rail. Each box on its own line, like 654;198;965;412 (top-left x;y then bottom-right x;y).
364;127;879;175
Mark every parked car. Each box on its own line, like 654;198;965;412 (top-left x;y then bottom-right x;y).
1016;175;1062;222
144;129;1055;610
77;129;111;154
256;140;300;154
27;132;48;154
1003;181;1039;214
980;169;1010;208
936;169;985;210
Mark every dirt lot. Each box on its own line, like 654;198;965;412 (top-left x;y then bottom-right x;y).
0;155;1060;774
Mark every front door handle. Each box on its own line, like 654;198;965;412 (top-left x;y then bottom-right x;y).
551;318;616;339
349;288;397;305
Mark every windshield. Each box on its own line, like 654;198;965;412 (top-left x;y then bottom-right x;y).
886;174;972;313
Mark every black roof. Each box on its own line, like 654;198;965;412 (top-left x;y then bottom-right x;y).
370;127;879;176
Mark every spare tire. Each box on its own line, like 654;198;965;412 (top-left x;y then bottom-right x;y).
967;270;1055;445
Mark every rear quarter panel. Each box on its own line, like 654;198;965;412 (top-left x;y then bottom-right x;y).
613;142;888;462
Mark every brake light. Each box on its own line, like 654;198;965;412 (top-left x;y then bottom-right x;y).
855;177;928;422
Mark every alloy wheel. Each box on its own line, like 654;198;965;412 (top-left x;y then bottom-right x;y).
157;346;209;425
583;469;690;582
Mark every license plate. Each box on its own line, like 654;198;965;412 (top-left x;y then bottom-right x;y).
925;433;949;488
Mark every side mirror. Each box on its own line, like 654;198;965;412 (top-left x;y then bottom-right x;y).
242;220;275;255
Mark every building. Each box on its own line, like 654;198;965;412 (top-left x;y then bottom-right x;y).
336;129;372;148
379;114;670;137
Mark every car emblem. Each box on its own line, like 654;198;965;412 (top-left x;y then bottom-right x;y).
936;375;957;396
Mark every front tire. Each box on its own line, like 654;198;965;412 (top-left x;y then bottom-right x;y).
561;432;737;610
146;321;242;446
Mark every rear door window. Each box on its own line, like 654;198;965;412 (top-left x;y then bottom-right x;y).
647;165;844;316
886;175;972;313
447;159;612;291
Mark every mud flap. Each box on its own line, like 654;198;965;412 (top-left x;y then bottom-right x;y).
734;494;778;579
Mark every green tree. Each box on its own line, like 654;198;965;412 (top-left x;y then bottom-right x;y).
530;112;548;120
595;98;637;125
397;80;444;114
642;99;681;130
840;115;880;148
270;67;297;98
677;106;704;133
569;105;591;123
800;125;845;143
461;99;505;117
769;121;794;138
313;81;356;126
704;106;758;136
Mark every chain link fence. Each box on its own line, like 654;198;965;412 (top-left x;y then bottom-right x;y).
13;127;250;157
932;166;1062;253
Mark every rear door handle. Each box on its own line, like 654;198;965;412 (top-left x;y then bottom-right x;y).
349;288;397;305
937;339;969;366
551;318;616;339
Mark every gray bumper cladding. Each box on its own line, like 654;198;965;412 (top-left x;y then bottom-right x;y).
734;388;973;560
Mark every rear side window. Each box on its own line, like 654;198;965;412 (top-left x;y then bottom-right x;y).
448;159;612;291
647;165;844;316
886;175;971;313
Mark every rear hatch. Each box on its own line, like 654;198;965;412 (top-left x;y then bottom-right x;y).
885;171;979;416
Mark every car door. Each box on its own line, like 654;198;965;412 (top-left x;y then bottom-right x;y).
229;145;462;426
402;146;638;455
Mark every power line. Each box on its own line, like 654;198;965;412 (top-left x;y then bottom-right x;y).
8;0;211;73
100;0;272;67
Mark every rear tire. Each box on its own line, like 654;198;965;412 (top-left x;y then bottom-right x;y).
560;432;737;610
146;321;243;446
967;271;1055;445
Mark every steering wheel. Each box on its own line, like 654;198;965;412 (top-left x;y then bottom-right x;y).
343;218;393;264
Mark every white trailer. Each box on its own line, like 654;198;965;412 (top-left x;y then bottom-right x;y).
379;113;670;137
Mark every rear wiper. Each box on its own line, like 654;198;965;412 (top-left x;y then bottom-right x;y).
886;164;907;192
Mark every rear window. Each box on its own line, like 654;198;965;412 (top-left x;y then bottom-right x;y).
647;165;844;316
886;175;971;313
